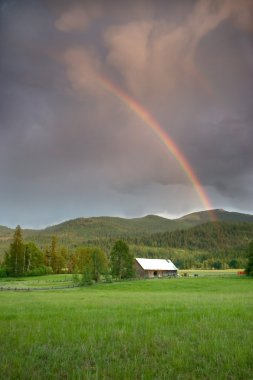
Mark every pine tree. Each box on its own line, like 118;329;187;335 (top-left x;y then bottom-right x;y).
44;245;51;267
5;225;25;276
50;236;58;273
110;240;134;279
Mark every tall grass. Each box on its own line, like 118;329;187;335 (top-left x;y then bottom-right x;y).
0;277;253;379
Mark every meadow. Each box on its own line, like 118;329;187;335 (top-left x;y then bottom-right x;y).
0;275;252;379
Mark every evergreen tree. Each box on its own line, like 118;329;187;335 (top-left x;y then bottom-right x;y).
245;241;253;276
50;235;57;271
110;240;134;279
44;245;51;267
5;225;25;276
3;227;50;276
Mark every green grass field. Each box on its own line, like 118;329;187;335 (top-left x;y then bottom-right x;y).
0;275;252;379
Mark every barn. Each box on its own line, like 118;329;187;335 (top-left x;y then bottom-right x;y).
135;258;178;278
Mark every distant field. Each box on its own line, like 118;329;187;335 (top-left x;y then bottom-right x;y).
178;269;242;276
0;270;241;290
0;276;252;379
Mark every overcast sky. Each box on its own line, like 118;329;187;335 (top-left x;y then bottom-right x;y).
0;0;253;228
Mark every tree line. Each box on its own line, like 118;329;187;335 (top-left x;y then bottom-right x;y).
0;224;252;278
79;222;252;269
132;222;253;252
0;226;135;281
128;222;253;269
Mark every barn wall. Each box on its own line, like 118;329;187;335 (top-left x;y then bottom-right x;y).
135;261;178;278
147;270;177;278
135;261;147;278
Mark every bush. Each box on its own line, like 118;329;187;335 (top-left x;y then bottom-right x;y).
0;266;8;278
72;273;80;284
81;268;93;286
26;265;53;277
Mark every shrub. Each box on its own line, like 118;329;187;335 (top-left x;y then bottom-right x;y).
26;265;53;277
0;266;7;278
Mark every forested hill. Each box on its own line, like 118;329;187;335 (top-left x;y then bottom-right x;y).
178;209;253;226
1;209;253;238
0;210;253;260
0;215;176;257
134;222;253;253
28;210;253;248
42;215;176;238
0;225;13;238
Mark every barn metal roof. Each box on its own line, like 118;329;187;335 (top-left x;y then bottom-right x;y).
136;258;177;271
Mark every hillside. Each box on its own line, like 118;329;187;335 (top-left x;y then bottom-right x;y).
136;222;253;253
131;221;253;268
42;215;176;237
0;225;13;238
0;215;176;258
178;209;253;226
0;210;252;261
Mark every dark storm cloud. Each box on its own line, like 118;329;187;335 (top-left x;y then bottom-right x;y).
0;0;253;227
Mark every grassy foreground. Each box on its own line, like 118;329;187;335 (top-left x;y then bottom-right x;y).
0;276;253;379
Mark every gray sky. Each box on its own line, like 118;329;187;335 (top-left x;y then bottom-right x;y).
1;0;253;227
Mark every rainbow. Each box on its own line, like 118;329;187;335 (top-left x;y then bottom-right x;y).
98;76;215;220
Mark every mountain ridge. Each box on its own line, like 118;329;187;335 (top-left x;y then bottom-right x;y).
1;209;253;235
0;209;252;262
